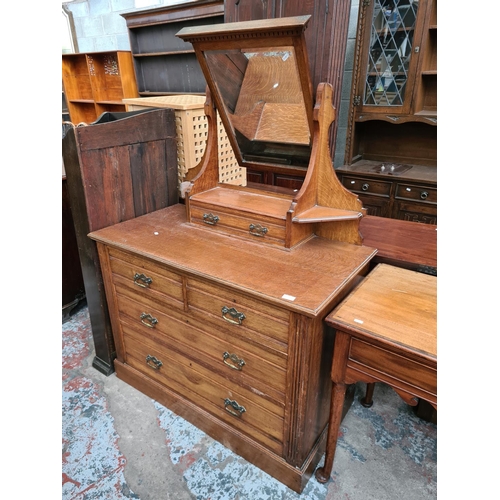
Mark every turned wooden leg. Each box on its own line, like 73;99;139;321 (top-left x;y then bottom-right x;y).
360;382;375;407
315;382;347;483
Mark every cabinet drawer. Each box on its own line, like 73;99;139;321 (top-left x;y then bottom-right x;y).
190;204;286;247
114;291;287;397
108;248;184;305
341;176;392;197
187;278;290;344
349;338;437;398
395;183;437;204
394;201;437;225
122;325;284;455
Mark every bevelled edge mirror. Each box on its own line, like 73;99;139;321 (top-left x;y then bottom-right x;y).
176;16;314;171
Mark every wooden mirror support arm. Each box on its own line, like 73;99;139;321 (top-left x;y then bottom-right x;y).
288;83;366;245
183;87;220;219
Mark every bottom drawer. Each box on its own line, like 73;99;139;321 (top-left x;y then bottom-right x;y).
122;324;284;455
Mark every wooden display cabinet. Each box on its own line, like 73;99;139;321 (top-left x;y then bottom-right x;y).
62;51;138;124
89;17;378;492
121;0;224;96
338;0;437;224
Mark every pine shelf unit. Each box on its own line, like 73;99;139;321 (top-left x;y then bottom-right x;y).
62;51;139;124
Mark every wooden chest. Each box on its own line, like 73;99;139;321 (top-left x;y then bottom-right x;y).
90;204;375;492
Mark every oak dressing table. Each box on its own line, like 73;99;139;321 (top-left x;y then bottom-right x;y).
89;16;379;492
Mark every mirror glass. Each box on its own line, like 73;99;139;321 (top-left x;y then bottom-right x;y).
364;0;419;106
204;46;312;167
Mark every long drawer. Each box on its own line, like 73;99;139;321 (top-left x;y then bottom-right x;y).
187;277;290;344
121;321;284;455
115;288;287;399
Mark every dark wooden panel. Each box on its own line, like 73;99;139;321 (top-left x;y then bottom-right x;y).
62;109;178;375
134;53;206;94
356;121;437;166
122;1;224;95
77;109;175;151
122;0;224;29
273;173;303;190
224;0;272;22
357;194;392;218
360;215;437;273
62;176;85;311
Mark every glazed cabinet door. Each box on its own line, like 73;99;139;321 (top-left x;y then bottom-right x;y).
353;0;430;117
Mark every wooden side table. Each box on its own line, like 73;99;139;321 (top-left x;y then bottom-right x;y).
315;263;437;483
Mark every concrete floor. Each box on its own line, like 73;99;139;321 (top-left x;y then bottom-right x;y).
62;305;437;500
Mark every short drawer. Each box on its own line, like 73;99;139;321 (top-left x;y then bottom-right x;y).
187;278;290;344
190;204;286;247
108;248;184;305
349;338;437;398
122;326;284;455
114;292;287;398
395;183;437;204
341;176;392;197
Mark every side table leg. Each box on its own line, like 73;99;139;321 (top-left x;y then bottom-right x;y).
360;382;375;407
315;382;347;483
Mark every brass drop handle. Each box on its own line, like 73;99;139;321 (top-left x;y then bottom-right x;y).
134;273;153;288
223;398;246;418
361;183;369;191
203;213;219;225
146;354;162;370
222;351;246;371
249;223;268;237
420;191;429;200
221;306;246;325
140;312;158;328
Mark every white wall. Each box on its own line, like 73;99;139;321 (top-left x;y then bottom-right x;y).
63;0;197;53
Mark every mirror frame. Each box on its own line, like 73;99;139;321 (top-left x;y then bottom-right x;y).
177;16;314;172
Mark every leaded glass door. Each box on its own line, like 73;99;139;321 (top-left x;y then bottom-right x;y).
356;0;426;114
